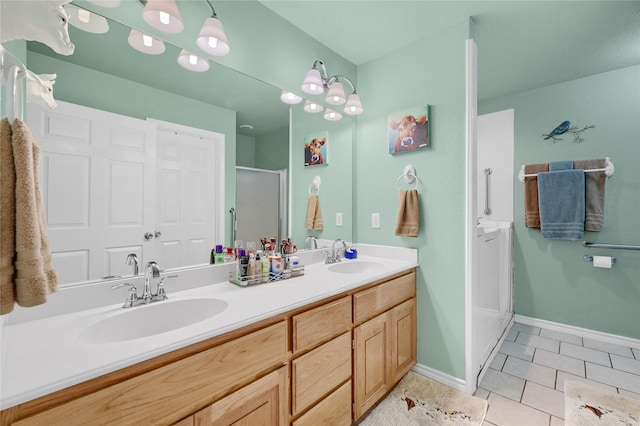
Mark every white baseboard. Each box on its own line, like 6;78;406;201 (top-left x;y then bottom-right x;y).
412;363;466;393
515;315;640;350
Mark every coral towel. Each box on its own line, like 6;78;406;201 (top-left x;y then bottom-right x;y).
8;118;57;312
305;194;324;230
523;163;549;228
395;189;420;237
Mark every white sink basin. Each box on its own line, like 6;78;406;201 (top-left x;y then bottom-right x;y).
78;298;228;344
328;261;383;274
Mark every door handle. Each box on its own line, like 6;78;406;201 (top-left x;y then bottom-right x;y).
144;232;153;240
154;231;162;238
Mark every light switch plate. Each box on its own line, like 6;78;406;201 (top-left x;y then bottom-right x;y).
371;213;380;228
336;212;343;227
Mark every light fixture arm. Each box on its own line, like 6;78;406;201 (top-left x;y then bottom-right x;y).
327;75;357;94
205;0;218;18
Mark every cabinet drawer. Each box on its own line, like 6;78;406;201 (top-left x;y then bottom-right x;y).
14;321;288;426
291;332;351;416
292;380;351;426
292;296;351;354
353;271;415;324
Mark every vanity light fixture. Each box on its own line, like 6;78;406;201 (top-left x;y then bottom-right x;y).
142;0;184;34
128;29;166;55
280;90;303;105
196;0;230;56
300;60;363;116
66;4;110;34
177;49;210;72
303;100;324;113
323;109;342;121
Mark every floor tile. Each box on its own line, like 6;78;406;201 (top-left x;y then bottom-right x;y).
583;338;634;358
503;356;556;388
618;388;640;400
610;353;640;375
505;327;519;342
550;416;564;426
511;323;541;336
499;340;535;361
555;371;617;394
482;421;498;426
480;368;526;401
539;328;582;346
560;342;611;367
516;332;560;353
632;348;640;360
521;381;565;419
490;352;507;371
474;387;490;399
533;349;585;377
586;362;640;394
484;392;550;426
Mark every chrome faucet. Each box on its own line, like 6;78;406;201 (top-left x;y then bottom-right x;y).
142;261;160;302
305;236;318;249
326;239;347;264
126;253;139;276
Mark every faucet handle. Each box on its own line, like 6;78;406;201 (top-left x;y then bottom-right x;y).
111;282;138;308
154;275;177;300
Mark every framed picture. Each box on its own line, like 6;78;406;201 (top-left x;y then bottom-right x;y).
388;105;430;154
304;131;328;166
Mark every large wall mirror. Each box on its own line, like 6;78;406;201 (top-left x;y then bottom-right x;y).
24;4;354;287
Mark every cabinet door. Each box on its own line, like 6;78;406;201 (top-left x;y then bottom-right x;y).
388;298;417;385
194;367;287;426
353;313;388;420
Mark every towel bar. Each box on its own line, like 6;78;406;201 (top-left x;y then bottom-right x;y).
583;255;617;265
582;241;640;251
518;157;614;182
396;165;420;191
308;176;321;195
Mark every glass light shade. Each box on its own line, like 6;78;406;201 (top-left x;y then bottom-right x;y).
143;0;184;33
344;93;363;115
301;68;324;95
325;81;346;105
324;109;342;121
85;0;121;7
280;90;303;105
177;50;210;72
196;17;230;56
66;4;109;34
128;29;166;55
303;100;324;113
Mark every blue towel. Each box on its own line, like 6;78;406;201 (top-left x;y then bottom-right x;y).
538;161;585;240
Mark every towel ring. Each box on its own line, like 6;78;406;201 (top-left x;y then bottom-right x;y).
396;165;420;191
309;176;321;195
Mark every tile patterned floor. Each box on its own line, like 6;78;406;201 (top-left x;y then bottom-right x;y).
475;322;640;425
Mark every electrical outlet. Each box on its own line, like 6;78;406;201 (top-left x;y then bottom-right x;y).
371;213;380;229
336;212;343;227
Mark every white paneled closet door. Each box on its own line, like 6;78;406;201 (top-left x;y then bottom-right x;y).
28;101;155;284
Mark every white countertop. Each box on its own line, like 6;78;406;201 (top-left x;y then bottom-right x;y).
0;246;417;410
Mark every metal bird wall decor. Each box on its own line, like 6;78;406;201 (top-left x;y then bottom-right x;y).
543;120;595;143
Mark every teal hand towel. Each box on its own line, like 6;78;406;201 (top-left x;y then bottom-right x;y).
538;161;585;240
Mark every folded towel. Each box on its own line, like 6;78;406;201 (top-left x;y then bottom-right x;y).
395;189;420;237
574;158;606;231
305;194;324;230
523;163;549;228
538;161;585;240
549;160;574;171
11;118;57;308
1;118;16;314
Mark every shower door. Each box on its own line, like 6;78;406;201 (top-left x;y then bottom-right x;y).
235;167;286;248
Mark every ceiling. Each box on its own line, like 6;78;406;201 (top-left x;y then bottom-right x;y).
260;1;640;100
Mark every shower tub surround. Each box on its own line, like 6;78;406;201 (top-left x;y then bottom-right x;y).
0;244;417;413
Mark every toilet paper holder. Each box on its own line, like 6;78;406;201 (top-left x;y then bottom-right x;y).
583;255;617;265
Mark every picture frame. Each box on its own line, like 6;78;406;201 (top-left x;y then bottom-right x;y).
304;130;328;166
388;105;430;154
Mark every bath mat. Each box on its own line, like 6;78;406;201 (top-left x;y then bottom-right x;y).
359;372;488;425
565;380;640;425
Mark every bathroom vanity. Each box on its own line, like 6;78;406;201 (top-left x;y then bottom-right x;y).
0;246;417;425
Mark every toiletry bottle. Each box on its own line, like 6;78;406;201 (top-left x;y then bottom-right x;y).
261;252;270;282
248;253;258;284
238;249;249;283
210;248;216;264
224;247;234;263
271;253;284;277
215;245;225;264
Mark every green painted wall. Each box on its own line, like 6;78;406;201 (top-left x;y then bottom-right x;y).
255;127;289;171
26;52;238;243
237;134;256;168
354;21;470;379
290;109;354;246
480;65;640;339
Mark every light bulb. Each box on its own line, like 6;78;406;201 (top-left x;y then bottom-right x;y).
159;11;170;25
189;55;198;65
143;35;153;47
350;106;356;113
310;103;318;110
78;9;91;23
287;93;295;101
329;112;336;118
332;96;340;103
310;84;317;92
208;37;218;48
